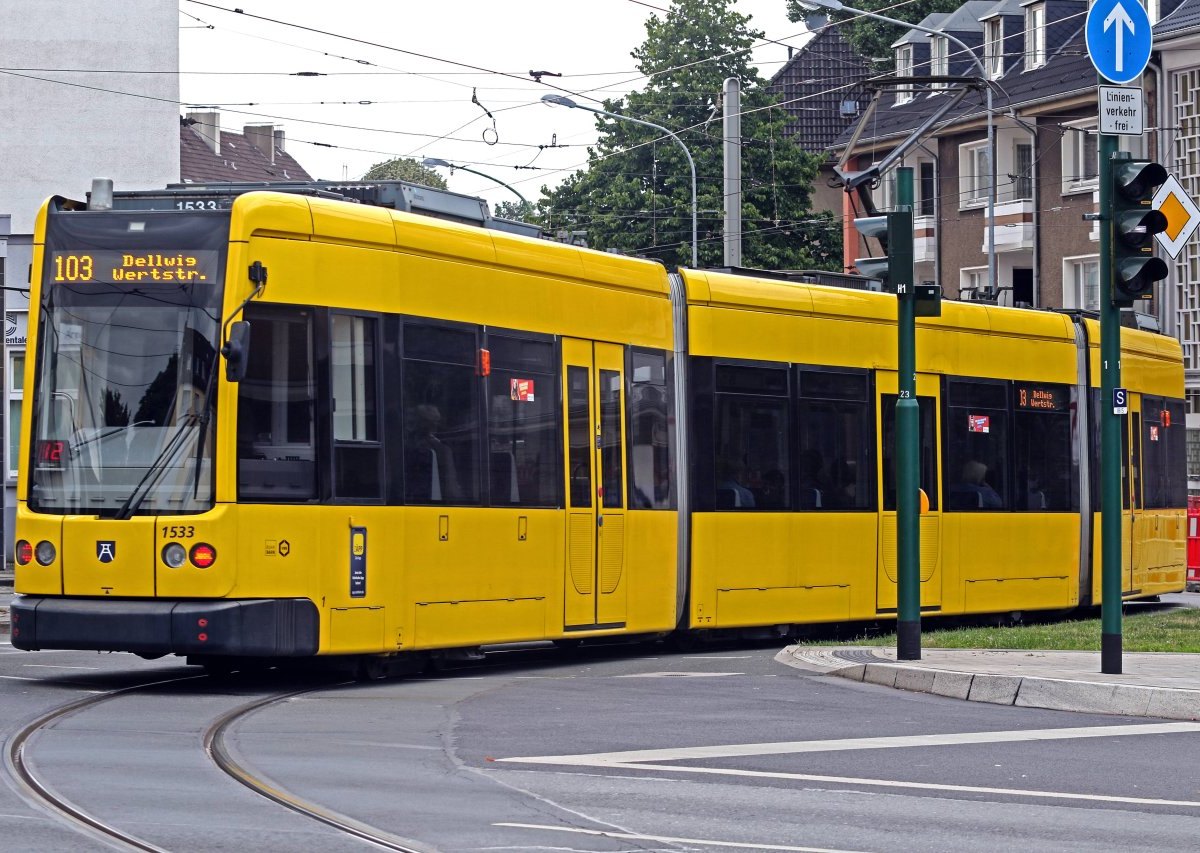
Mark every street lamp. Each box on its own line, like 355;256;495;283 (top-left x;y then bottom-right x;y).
541;93;698;269
801;0;998;299
421;157;530;209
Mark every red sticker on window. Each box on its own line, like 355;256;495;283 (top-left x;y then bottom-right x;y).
968;414;990;433
510;378;535;402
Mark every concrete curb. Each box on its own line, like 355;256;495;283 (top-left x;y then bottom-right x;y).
776;647;1200;722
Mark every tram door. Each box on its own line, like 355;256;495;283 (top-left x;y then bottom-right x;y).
876;374;943;613
561;339;628;630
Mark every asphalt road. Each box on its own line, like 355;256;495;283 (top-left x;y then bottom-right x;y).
1;636;1199;852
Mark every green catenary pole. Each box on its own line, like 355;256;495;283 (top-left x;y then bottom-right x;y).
1099;132;1123;674
894;167;920;660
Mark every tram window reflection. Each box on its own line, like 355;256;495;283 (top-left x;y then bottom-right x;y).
944;379;1008;511
402;324;480;504
486;334;558;508
797;369;874;511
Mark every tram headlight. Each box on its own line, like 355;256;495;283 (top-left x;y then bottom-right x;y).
189;543;217;569
35;541;56;566
15;540;33;566
162;542;187;569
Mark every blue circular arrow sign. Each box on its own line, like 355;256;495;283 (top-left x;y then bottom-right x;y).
1086;0;1153;84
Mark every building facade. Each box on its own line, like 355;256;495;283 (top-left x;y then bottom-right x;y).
0;0;180;554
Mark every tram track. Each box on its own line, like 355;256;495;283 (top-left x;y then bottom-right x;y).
6;670;428;851
4;673;204;852
203;683;431;853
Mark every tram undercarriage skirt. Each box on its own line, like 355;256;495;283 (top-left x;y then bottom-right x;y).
10;597;319;657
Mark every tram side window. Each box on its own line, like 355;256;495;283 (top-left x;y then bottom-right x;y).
237;309;317;502
1012;383;1074;511
1143;397;1187;509
486;334;558;507
944;380;1008;511
882;395;939;511
629;350;673;509
797;369;874;510
402;323;480;504
713;364;789;510
331;314;381;501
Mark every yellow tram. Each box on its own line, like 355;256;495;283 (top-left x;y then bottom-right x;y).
10;185;1186;667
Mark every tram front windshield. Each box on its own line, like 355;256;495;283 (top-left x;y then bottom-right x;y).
29;211;228;517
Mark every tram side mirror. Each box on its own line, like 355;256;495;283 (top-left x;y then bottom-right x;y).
222;321;252;383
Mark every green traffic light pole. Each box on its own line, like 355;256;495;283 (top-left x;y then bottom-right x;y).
1098;132;1122;675
894;167;921;660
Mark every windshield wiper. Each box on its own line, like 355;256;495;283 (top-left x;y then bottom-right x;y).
112;413;202;520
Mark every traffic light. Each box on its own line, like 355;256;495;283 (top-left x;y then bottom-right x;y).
1111;157;1169;305
853;211;910;292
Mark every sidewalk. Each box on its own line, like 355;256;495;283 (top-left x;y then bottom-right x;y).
777;644;1200;721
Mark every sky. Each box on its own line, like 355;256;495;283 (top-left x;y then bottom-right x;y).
177;0;813;208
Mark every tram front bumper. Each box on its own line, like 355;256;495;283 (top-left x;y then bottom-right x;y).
10;596;319;657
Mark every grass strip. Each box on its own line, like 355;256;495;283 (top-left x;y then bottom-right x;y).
812;604;1200;653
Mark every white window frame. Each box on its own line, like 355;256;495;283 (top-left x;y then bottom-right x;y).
985;18;1004;79
917;159;937;218
931;37;948;89
1064;255;1101;311
961;266;988;299
8;349;24;479
895;45;914;105
1061;120;1099;194
959;141;991;209
1026;4;1046;70
1012;140;1034;201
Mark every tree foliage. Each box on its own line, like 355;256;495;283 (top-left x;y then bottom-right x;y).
787;0;963;67
362;157;448;188
538;0;838;271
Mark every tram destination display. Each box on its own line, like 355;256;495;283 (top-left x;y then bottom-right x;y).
50;250;220;284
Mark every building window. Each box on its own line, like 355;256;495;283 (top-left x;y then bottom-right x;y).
1026;4;1046;69
918;160;936;217
895;45;913;105
1064;256;1100;311
1062;122;1098;192
960;142;991;206
985;18;1003;79
961;267;987;299
8;351;23;479
1012;141;1033;201
931;37;948;89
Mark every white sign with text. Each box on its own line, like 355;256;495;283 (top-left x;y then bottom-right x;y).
1098;85;1144;135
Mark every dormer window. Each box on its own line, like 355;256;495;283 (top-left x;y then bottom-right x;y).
985;18;1003;79
1026;3;1046;69
931;37;948;90
896;45;914;105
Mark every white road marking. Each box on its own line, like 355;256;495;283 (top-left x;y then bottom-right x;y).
22;664;99;670
497;722;1200;766
687;655;756;659
494;822;871;852
572;761;1200;808
614;671;744;678
493;723;1200;809
0;674;38;681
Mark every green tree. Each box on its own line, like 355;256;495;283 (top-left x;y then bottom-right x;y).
362;157;447;188
493;200;534;221
540;0;838;271
787;0;962;66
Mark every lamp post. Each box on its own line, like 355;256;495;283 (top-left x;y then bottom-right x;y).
803;0;998;298
541;93;698;269
421;157;530;209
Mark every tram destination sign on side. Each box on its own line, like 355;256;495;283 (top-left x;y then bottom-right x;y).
1099;86;1143;135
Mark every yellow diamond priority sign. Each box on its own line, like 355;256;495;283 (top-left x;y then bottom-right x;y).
1152;175;1200;259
